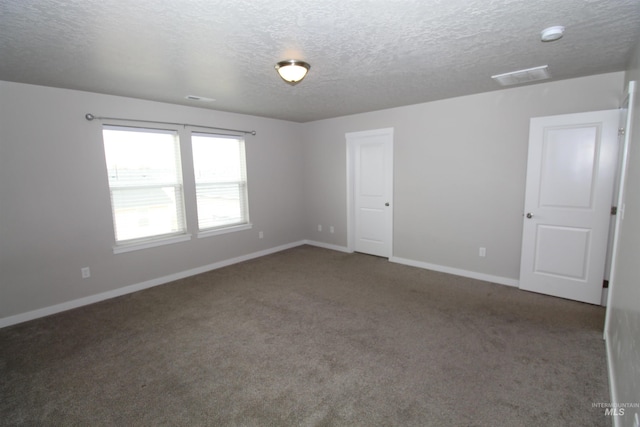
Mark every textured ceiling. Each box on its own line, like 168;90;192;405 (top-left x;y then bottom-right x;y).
1;0;639;122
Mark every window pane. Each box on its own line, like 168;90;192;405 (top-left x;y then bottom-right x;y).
102;127;186;243
110;186;184;241
192;134;243;182
195;183;246;229
192;133;249;231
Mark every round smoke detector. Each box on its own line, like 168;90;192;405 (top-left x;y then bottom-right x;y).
541;26;565;42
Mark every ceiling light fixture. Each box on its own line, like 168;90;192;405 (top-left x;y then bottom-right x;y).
491;65;550;86
275;60;310;85
541;26;565;42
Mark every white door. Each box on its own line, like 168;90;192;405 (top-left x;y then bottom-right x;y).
519;110;618;304
347;128;393;258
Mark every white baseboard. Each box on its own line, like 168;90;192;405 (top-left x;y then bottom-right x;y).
0;243;518;328
0;241;306;329
303;240;351;253
605;331;621;427
389;256;519;288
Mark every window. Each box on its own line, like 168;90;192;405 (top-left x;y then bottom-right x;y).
101;126;250;252
191;133;249;233
102;126;186;247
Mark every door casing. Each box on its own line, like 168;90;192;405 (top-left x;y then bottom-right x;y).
346;128;394;257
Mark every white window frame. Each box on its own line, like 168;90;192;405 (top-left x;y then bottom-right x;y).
191;132;251;238
102;125;191;253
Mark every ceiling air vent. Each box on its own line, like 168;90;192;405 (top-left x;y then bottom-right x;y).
491;65;550;86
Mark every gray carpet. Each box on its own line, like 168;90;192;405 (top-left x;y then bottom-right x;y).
0;245;610;426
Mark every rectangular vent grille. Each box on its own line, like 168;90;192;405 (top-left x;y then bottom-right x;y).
491;65;550;86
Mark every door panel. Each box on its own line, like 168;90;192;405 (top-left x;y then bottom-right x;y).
359;143;385;196
520;110;618;304
540;127;597;208
534;225;590;280
358;208;385;243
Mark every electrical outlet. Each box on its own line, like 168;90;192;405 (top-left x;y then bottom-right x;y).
258;231;264;239
479;247;486;257
81;267;91;279
330;226;335;234
317;224;322;232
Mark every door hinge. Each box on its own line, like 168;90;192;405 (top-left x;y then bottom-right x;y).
619;128;626;136
611;206;618;215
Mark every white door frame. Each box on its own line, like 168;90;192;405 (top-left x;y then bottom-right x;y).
346;128;394;257
604;80;636;336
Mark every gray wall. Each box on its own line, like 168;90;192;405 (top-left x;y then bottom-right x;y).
606;37;640;426
303;72;624;283
0;72;627;325
0;82;306;320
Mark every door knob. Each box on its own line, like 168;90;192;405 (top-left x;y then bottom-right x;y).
526;213;533;219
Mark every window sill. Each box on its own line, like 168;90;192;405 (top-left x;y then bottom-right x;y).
197;223;253;239
113;233;192;254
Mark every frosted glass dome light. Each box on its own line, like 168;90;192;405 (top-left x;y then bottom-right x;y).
275;60;311;85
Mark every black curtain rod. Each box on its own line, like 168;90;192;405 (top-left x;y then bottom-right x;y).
84;113;256;136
